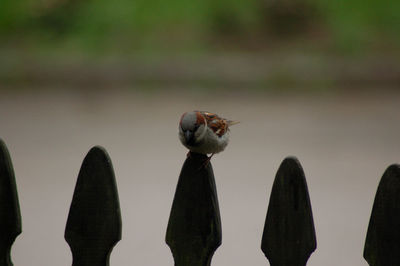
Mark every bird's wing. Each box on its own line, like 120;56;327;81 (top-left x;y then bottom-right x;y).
200;111;230;137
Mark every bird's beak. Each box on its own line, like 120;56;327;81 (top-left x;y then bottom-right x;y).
184;130;195;145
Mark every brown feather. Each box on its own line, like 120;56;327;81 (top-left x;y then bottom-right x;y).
199;111;231;137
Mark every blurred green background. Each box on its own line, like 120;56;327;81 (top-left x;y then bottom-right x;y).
1;0;399;91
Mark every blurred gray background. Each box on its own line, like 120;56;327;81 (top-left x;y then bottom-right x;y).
1;0;400;264
1;90;399;266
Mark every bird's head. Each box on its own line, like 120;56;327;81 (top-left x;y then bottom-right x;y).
179;111;207;146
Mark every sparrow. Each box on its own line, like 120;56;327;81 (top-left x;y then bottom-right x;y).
179;111;239;157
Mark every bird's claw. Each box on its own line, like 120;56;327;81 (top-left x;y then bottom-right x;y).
198;153;214;170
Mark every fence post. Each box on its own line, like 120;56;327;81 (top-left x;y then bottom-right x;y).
166;152;222;266
65;146;122;266
0;140;22;266
364;164;400;266
261;157;316;266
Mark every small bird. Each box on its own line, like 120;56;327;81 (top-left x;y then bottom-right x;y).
179;111;239;158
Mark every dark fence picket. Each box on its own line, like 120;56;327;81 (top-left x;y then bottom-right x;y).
166;153;222;266
65;146;122;266
364;164;400;266
0;140;22;266
261;157;316;266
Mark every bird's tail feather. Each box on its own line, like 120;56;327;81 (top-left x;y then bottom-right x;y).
227;120;240;126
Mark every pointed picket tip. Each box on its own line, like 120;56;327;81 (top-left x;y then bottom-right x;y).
65;146;122;266
166;152;222;266
261;156;316;266
0;139;22;266
364;164;400;266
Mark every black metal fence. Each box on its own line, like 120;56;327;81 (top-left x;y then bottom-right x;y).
0;138;399;266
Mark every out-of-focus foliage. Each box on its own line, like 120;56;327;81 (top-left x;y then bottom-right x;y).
0;0;30;33
318;0;400;50
0;0;399;52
